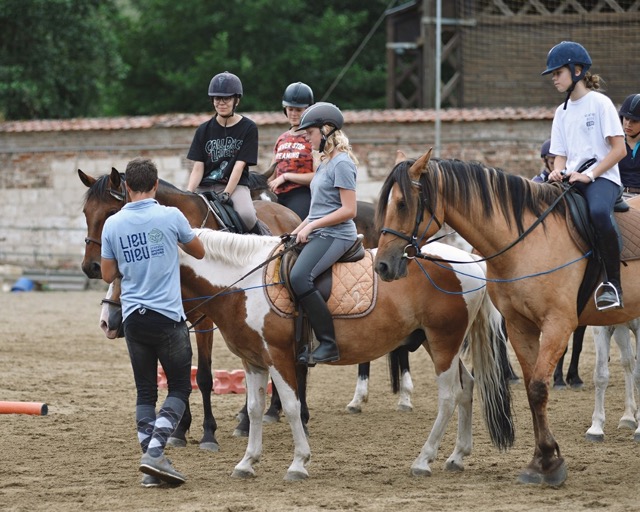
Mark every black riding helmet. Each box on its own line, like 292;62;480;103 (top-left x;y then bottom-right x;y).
282;82;314;115
296;102;343;131
619;94;640;121
540;139;554;158
208;71;243;97
296;102;344;152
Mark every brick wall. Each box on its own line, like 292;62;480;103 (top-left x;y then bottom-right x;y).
0;114;553;269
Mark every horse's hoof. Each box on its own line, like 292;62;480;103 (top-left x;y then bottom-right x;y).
166;437;187;448
233;428;249;438
346;405;362;414
199;441;220;452
543;461;568;487
410;467;432;477
444;460;464;472
633;432;640;443
284;470;308;481
567;377;584;389
552;382;567;390
263;412;280;424
231;468;256;479
397;404;413;412
585;432;605;442
517;468;544;485
618;418;637;430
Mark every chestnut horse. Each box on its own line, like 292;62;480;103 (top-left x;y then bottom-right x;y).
102;228;514;479
78;168;301;449
374;150;640;486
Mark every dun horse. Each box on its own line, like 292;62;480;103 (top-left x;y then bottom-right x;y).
374;150;640;486
102;229;514;479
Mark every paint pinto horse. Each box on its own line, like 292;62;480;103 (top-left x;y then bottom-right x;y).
79;168;301;448
374;150;640;485
102;228;514;479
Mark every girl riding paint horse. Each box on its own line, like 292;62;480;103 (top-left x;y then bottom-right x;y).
101;228;514;480
374;150;640;486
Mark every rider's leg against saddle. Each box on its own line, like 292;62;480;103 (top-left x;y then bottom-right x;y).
298;289;339;364
230;186;258;233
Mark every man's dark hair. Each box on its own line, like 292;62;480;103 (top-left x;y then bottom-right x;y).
125;158;158;192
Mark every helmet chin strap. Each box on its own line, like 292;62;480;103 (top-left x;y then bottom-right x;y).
318;127;337;153
563;82;576;110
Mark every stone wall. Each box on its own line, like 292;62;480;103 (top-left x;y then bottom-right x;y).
0;111;554;269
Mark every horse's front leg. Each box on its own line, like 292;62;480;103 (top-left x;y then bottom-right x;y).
444;361;474;472
194;324;219;450
231;366;268;478
518;327;569;486
612;325;638;431
566;326;585;388
346;363;370;413
586;325;613;442
269;365;311;480
411;358;463;476
394;346;414;412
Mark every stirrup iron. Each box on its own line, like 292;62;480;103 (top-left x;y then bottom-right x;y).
594;282;622;311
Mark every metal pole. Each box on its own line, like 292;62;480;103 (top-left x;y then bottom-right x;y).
434;0;442;157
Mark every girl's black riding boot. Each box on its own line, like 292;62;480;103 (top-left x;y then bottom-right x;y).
298;290;340;363
596;240;623;310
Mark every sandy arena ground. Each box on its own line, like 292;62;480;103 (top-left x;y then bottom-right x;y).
0;289;638;511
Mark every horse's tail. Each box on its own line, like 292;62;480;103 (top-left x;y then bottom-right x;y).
466;292;515;451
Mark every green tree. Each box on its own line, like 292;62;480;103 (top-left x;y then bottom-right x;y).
114;0;391;115
0;0;126;120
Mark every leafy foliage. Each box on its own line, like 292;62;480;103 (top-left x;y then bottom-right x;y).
0;0;126;120
0;0;392;119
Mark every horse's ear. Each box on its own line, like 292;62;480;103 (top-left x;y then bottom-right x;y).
110;167;121;187
409;148;433;179
78;169;95;188
395;150;407;165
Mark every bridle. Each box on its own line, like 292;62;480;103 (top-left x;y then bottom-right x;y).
379;179;443;260
84;178;128;248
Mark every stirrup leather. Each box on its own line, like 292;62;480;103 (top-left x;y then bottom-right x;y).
594;282;622;311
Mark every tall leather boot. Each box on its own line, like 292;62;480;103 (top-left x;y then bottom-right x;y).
298;289;340;363
595;237;623;310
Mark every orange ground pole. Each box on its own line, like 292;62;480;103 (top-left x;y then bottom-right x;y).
0;401;48;415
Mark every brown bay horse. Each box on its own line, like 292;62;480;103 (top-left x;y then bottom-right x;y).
373;150;640;486
78;168;300;449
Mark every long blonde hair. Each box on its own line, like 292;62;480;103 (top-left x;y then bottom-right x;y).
320;125;359;165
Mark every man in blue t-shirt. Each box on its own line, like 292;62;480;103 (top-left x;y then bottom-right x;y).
101;158;204;487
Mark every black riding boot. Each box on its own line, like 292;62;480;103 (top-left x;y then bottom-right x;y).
298;290;340;363
595;237;623;311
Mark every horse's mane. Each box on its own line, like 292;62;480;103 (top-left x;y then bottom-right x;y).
377;158;566;236
192;228;280;267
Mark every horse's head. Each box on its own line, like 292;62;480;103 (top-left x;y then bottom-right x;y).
78;168;125;279
374;148;441;281
100;279;124;339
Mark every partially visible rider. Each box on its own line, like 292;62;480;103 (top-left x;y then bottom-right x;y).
532;138;556;183
618;93;640;198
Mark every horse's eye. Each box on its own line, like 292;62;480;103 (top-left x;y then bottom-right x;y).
396;200;407;211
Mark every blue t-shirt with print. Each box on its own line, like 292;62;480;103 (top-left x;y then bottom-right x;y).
101;199;196;321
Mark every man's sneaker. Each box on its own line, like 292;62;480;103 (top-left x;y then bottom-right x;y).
595;282;623;311
140;474;163;488
139;452;186;485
